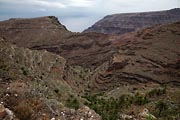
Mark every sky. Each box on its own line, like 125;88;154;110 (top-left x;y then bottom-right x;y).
0;0;180;32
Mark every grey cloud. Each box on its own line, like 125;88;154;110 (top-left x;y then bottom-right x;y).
0;0;179;31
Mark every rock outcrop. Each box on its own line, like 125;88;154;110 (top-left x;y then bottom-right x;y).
57;106;101;120
120;108;156;120
84;8;180;34
0;16;72;47
0;103;15;120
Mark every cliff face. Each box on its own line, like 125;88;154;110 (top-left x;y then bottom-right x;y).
83;8;180;34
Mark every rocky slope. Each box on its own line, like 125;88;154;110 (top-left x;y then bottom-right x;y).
84;8;180;34
0;16;115;68
0;39;101;120
89;21;180;93
85;21;180;120
0;16;180;120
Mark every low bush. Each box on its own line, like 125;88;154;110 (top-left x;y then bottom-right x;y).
14;101;33;120
65;95;80;110
133;92;149;105
147;88;166;98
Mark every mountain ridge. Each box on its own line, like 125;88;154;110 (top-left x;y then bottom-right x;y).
0;16;116;68
83;8;180;34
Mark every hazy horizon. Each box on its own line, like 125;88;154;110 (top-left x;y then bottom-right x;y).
0;0;180;32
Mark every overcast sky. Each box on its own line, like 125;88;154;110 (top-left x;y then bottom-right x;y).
0;0;180;32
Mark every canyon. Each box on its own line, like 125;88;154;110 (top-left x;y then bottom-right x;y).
0;9;180;120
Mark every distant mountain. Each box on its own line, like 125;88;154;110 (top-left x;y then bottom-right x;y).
83;8;180;34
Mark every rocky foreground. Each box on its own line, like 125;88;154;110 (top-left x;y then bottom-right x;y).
0;15;180;120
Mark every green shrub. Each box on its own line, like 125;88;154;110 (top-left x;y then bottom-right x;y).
134;92;149;105
21;67;28;76
147;88;166;98
83;95;124;120
83;93;150;120
0;63;8;71
118;94;132;108
146;115;152;120
155;100;168;117
154;100;180;119
65;96;80;110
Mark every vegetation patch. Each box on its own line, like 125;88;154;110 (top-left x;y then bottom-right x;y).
153;100;180;119
65;95;80;110
147;88;166;98
83;93;149;120
21;67;28;76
